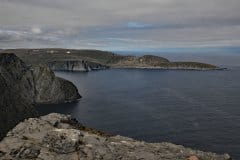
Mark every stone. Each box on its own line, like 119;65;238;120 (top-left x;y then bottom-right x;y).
42;129;83;154
40;113;70;126
9;144;40;159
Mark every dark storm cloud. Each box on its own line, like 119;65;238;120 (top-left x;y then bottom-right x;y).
0;0;240;50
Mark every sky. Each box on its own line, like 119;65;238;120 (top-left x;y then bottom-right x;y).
0;0;240;53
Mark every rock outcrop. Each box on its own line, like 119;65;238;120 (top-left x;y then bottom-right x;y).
0;53;81;104
0;53;81;139
0;53;37;139
0;113;231;160
32;65;81;104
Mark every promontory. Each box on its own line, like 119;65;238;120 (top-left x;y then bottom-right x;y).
1;49;223;71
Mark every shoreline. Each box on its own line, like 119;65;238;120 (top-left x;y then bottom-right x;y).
111;66;227;71
50;65;228;72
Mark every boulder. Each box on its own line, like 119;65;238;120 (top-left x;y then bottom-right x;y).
42;129;83;153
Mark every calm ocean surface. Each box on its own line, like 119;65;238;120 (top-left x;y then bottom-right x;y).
38;67;240;159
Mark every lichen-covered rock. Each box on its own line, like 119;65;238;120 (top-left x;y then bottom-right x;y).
9;144;41;159
42;129;83;153
0;113;231;160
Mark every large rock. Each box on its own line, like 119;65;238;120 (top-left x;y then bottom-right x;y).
0;113;231;160
42;129;83;154
0;53;81;139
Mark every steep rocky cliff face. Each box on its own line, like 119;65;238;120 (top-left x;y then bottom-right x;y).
0;53;81;104
0;73;36;140
0;53;36;139
32;66;81;104
0;113;231;160
48;60;109;72
0;53;81;139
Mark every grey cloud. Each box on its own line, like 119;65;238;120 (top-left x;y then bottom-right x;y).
0;28;60;48
0;0;240;50
0;30;22;42
127;22;153;29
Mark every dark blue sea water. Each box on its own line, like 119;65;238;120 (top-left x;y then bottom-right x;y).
38;67;240;159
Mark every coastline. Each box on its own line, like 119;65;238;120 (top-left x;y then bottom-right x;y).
0;51;233;159
111;66;227;71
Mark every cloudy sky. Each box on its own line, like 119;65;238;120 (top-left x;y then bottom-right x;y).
1;0;240;52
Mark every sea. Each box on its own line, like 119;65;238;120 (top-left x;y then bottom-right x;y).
38;67;240;159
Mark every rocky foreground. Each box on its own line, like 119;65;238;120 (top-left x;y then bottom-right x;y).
0;113;231;160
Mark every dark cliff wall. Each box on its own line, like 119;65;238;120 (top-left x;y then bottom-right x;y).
0;53;37;139
0;53;81;139
33;65;81;104
48;60;109;72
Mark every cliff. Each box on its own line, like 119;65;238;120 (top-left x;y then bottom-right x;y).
32;66;81;104
48;60;109;72
0;72;36;140
0;53;81;139
0;53;81;104
1;49;109;72
1;49;222;71
0;113;231;160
